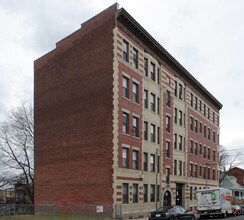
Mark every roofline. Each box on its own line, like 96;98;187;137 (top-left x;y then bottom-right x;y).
116;8;223;110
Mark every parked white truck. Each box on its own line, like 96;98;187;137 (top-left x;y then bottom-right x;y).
196;187;233;218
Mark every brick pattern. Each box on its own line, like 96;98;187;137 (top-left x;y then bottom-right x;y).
34;4;118;210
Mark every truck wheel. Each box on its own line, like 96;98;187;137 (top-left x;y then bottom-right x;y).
222;212;227;218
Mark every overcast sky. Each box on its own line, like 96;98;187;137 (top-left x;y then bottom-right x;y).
1;0;244;154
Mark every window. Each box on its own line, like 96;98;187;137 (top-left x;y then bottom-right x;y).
195;142;198;156
213;131;216;143
203;167;206;179
122;183;129;204
194;164;198;177
174;108;177;124
179;110;183;126
208;107;210;119
157;68;160;85
174;81;178;97
213;111;215;123
150;154;155;172
166;90;171;107
190;140;193;154
132;48;138;69
204;104;206;116
122;112;129;134
203;146;206;158
199;100;202;112
208;128;211;140
199;144;202;155
157;97;160;115
166;168;170;184
150;185;155;202
132;116;139;137
213;150;216;162
144;58;148;76
213;169;216;180
133;184;138;203
174;134;177;149
195;97;198;110
174;160;177;175
144;90;148;108
143;184;148;203
122;40;129;62
179;135;183;151
166;141;170;158
150;93;156;112
199;165;202;176
132;82;139;103
122;76;129;98
191;93;193;107
150;62;155;81
122;148;129;168
179;161;182;176
199;122;202;133
207;148;210;160
143;152;148;171
190;164;193;177
157;127;160;144
150;124;156;143
166;116;170;132
195;119;198;133
208;167;210;179
132;150;139;169
190;117;193;131
204;125;207;138
144;121;148;140
179;84;183;99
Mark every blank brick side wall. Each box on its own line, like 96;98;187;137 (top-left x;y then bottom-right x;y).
34;4;117;211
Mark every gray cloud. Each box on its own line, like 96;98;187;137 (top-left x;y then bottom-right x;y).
0;0;244;150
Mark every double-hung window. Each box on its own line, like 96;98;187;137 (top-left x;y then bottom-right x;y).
150;154;155;172
144;90;148;108
122;183;129;204
144;58;148;76
132;116;139;137
132;48;138;69
150;124;156;143
150;62;155;81
122;76;129;98
150;93;156;112
133;184;138;203
122;112;129;134
132;150;139;169
166;141;170;158
122;40;129;62
122;148;129;168
132;82;139;103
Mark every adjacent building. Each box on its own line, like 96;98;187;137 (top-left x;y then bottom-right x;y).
34;3;222;218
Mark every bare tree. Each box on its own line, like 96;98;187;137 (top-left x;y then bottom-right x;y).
218;145;241;184
0;104;34;204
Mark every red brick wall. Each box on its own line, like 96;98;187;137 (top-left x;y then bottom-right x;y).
34;4;117;211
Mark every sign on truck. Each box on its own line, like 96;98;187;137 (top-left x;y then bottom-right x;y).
196;187;232;218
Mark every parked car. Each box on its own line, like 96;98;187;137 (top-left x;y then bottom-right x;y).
232;205;241;216
239;205;244;215
148;205;195;220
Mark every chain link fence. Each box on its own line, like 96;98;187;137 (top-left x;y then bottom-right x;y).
0;203;34;216
35;203;122;220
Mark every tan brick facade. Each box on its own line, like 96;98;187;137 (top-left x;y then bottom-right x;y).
34;3;222;218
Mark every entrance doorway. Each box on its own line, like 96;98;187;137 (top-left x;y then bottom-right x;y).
163;190;171;207
176;184;183;206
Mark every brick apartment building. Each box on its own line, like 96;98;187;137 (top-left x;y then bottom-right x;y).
34;3;222;218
